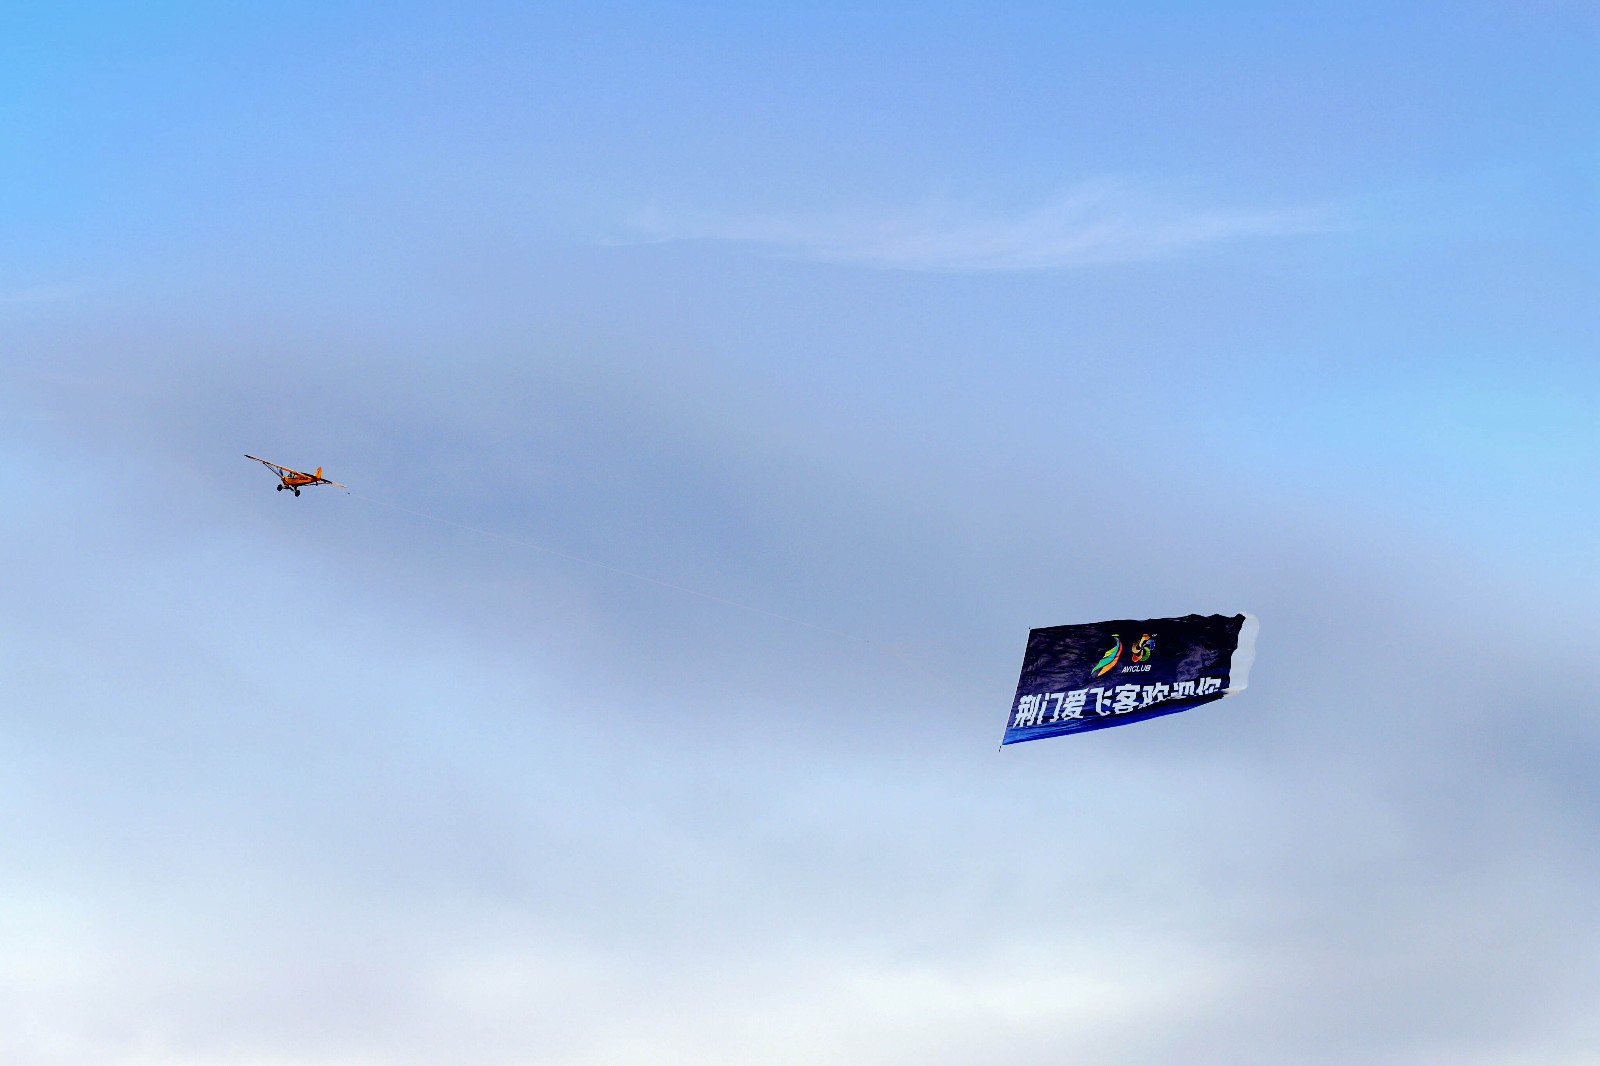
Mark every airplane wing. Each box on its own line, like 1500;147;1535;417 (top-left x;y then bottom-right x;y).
244;454;297;478
312;474;348;488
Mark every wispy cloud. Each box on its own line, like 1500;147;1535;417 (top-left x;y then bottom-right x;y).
623;180;1329;272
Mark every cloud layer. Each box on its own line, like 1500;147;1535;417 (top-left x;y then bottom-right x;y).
625;182;1327;271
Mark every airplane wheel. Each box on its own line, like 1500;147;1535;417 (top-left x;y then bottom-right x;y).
276;484;283;491
293;489;300;496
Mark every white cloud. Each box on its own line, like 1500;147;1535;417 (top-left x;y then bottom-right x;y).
623;181;1328;271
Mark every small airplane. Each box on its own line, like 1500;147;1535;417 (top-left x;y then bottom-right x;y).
244;454;346;496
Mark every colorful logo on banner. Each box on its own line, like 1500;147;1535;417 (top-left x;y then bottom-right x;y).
1091;635;1122;677
1131;633;1154;662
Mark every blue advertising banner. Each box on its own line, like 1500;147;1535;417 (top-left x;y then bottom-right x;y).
1002;613;1258;745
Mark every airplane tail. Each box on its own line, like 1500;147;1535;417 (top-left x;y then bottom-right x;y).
315;467;322;478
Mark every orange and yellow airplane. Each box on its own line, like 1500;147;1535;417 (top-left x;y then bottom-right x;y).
245;454;346;496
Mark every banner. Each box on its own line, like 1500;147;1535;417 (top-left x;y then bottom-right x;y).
1002;613;1258;745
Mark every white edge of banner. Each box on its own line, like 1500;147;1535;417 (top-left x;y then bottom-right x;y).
1227;612;1259;696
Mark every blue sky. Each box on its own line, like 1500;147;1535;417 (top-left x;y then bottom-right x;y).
4;3;1600;1064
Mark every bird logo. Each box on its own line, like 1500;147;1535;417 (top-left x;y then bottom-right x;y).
1092;635;1123;677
